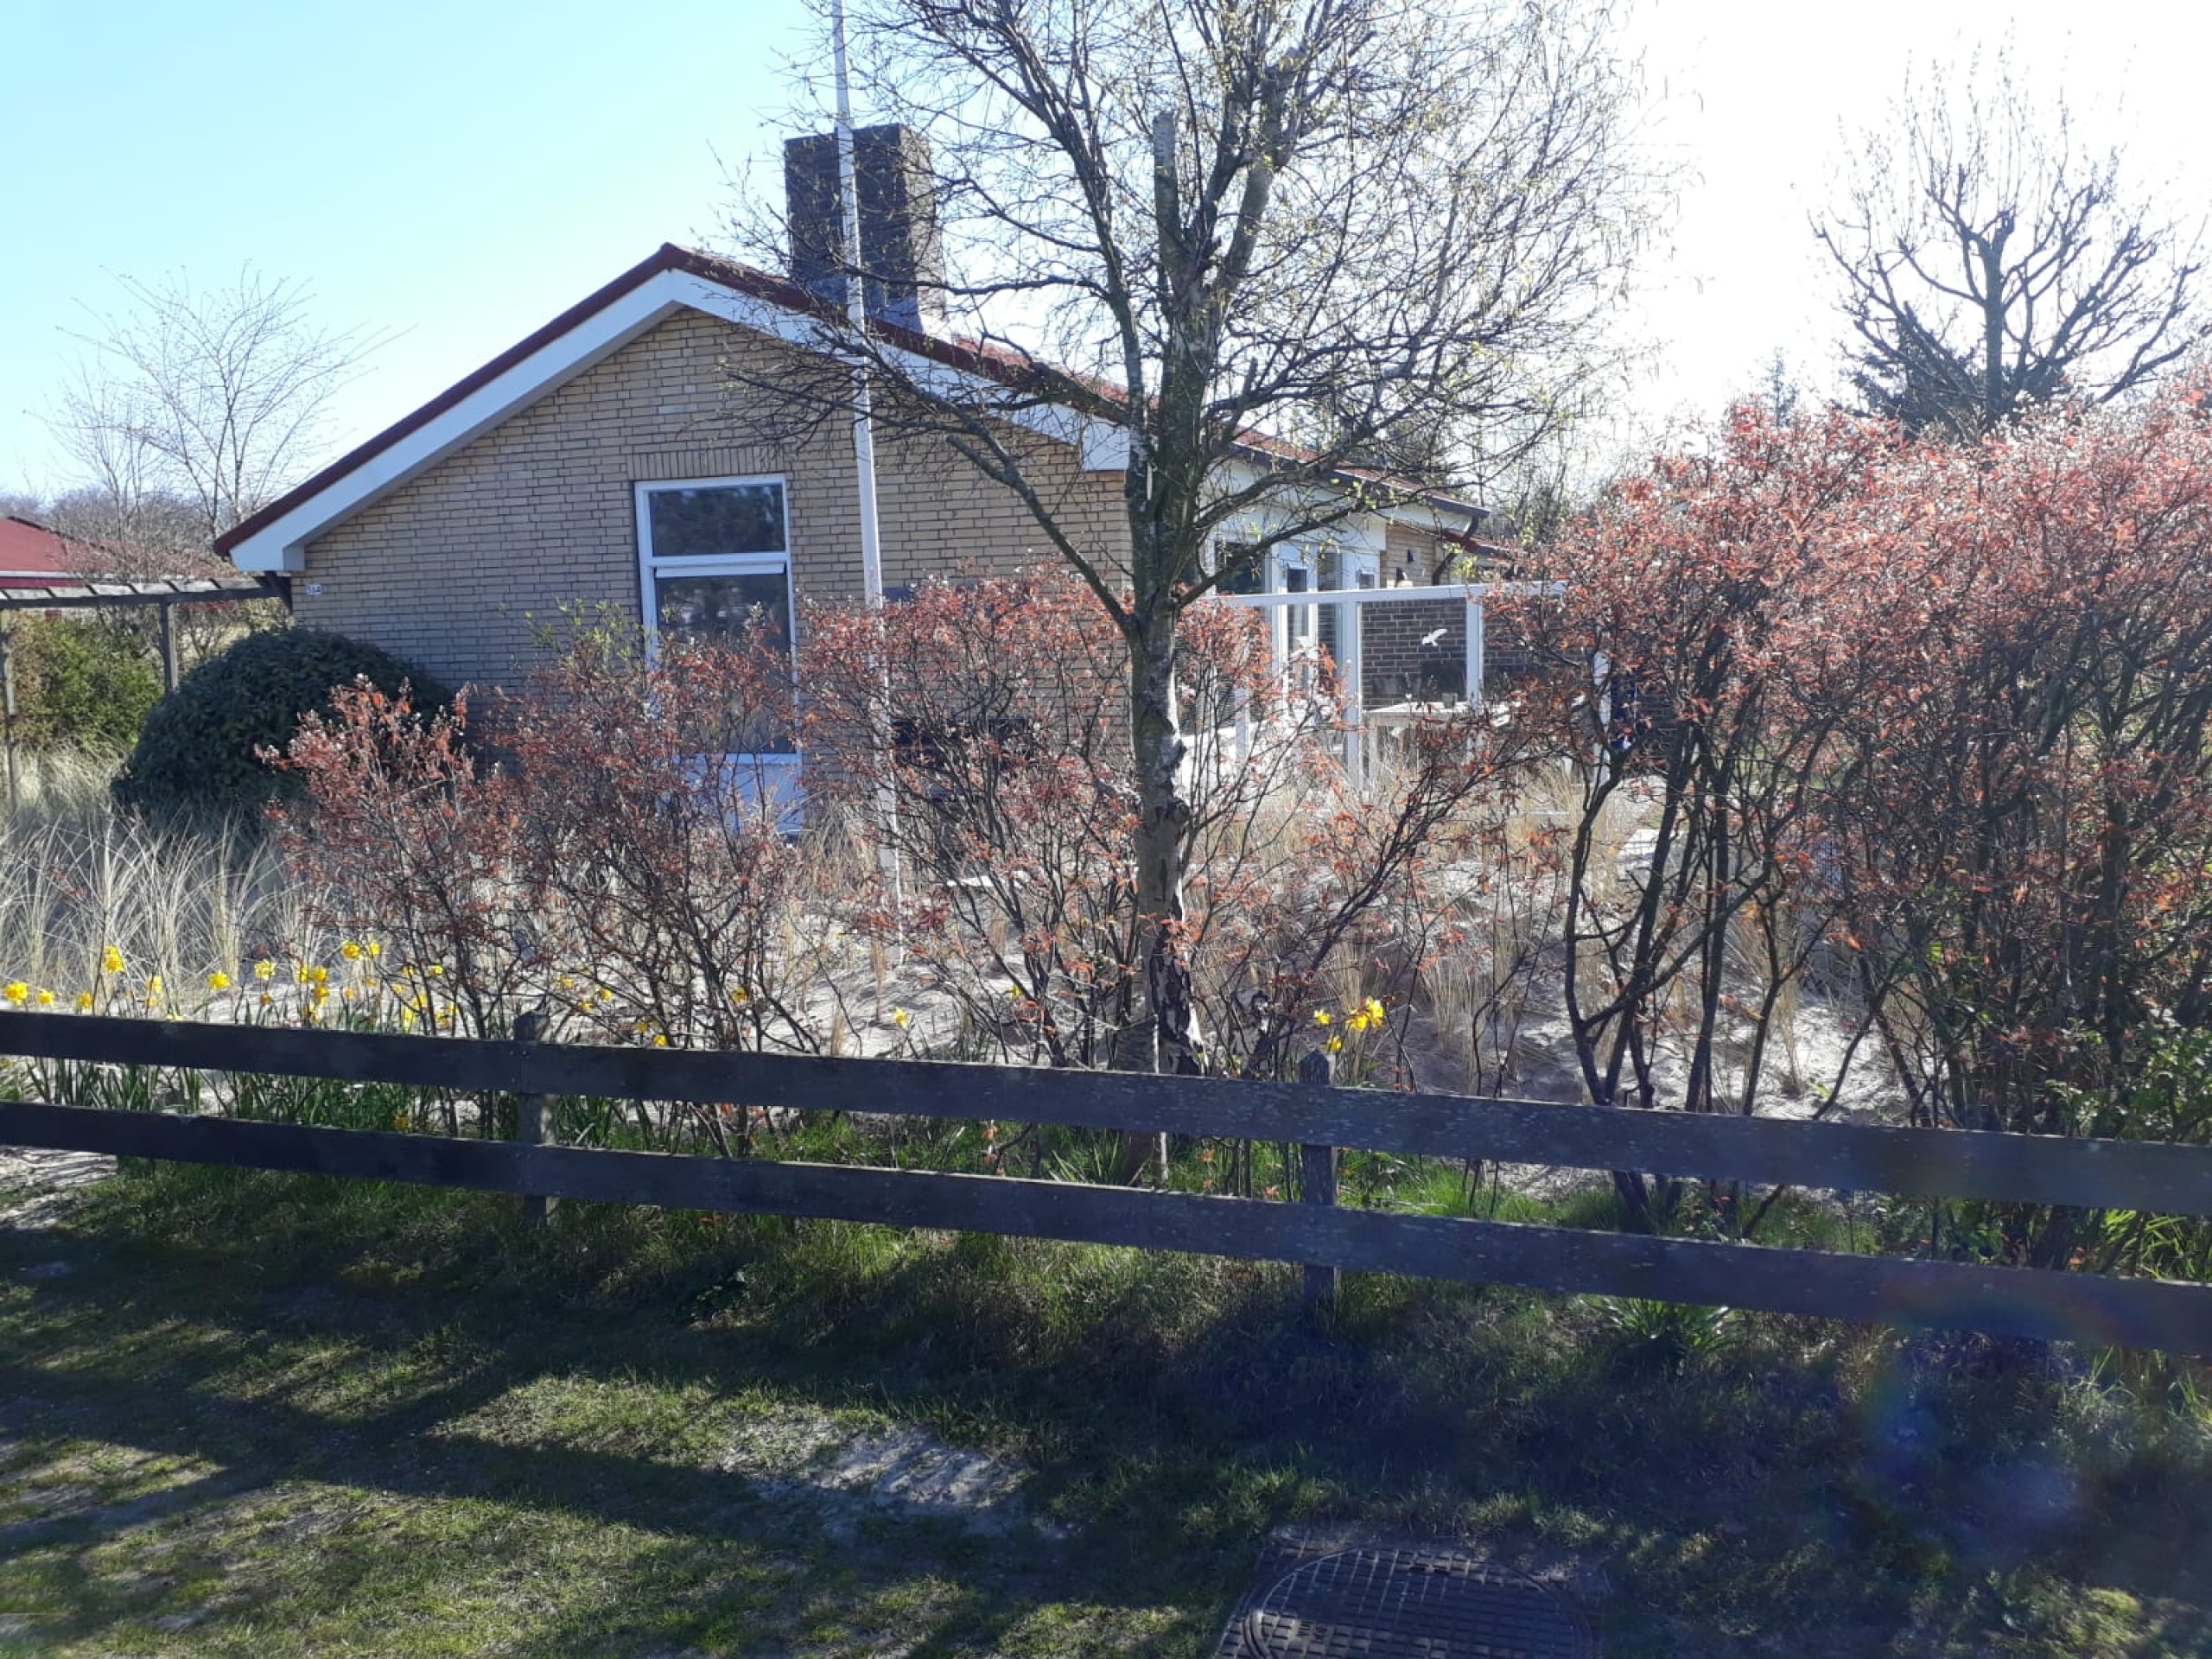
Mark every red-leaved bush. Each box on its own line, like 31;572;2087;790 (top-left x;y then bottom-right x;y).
273;617;832;1088
1503;391;2212;1251
802;569;1541;1081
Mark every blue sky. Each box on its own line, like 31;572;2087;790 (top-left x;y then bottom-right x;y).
5;0;2209;501
2;0;807;494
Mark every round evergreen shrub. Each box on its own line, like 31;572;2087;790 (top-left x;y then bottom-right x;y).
10;615;162;753
113;626;452;822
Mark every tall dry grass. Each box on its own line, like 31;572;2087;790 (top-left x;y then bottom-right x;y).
0;750;330;1008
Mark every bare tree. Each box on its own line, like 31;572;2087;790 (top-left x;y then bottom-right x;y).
1816;54;2210;439
48;268;385;554
732;0;1649;1075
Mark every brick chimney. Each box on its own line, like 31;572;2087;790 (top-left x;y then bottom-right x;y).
784;123;945;334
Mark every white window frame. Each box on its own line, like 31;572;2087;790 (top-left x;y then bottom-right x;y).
1275;545;1315;663
632;474;801;817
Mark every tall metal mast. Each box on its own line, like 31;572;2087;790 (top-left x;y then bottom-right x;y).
832;0;886;612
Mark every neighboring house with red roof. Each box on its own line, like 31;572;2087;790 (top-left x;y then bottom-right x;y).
0;516;95;590
215;128;1484;746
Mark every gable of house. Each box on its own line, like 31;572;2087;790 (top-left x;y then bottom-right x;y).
277;304;1126;690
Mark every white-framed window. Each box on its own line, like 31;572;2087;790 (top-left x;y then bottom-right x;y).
636;475;793;660
634;476;802;816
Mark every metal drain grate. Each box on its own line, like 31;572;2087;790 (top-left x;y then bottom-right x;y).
1243;1546;1594;1659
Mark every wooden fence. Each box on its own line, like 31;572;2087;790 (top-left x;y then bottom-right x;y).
2;1011;2209;1353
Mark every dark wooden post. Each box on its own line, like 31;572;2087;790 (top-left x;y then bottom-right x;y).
157;601;181;694
1298;1046;1338;1320
0;625;17;816
513;1010;554;1226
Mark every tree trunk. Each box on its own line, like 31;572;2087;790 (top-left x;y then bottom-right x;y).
1112;607;1200;1179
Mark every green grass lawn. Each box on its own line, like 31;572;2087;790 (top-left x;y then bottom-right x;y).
1;1160;2208;1656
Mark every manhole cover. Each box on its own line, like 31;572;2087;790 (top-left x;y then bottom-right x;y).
1244;1546;1593;1659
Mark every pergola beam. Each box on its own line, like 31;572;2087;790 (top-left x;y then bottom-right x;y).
0;575;283;611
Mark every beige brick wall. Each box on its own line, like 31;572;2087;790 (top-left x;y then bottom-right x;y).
297;309;1130;691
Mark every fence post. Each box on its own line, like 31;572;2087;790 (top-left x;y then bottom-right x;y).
513;1010;554;1227
1298;1046;1338;1320
0;625;18;817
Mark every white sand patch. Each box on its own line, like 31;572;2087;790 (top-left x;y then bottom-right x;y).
719;1409;1060;1538
0;1146;114;1229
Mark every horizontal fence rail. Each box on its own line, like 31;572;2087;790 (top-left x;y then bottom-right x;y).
6;1013;2212;1217
2;1014;2209;1354
2;1098;2206;1353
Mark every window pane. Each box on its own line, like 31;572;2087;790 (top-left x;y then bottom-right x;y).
1215;541;1264;594
648;483;785;557
1284;566;1313;646
654;572;791;652
652;573;795;753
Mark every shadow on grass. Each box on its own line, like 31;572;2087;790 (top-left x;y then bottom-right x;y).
1;1165;2208;1656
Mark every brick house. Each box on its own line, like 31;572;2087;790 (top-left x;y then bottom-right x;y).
215;129;1491;769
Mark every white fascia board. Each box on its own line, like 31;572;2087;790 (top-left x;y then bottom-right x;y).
230;272;725;571
1209;466;1389;556
1211;453;1480;537
862;340;1128;474
229;268;1122;574
1079;417;1129;472
1380;496;1481;537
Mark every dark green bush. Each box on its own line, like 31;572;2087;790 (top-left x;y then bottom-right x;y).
113;626;451;822
7;615;162;753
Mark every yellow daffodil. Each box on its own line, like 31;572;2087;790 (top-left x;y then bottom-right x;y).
254;959;275;981
75;991;94;1011
1327;1034;1344;1053
3;982;27;1006
652;1033;670;1047
1364;996;1386;1024
1313;1008;1332;1026
425;964;444;978
892;1007;912;1028
365;940;382;959
146;975;163;997
207;970;232;992
308;965;330;987
340;940;363;961
35;989;54;1007
102;946;124;974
